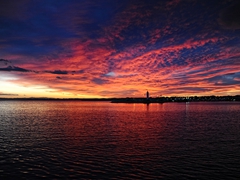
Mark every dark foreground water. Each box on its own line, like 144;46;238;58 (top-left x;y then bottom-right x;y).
0;101;240;179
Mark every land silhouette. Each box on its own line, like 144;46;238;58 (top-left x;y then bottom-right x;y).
1;95;240;103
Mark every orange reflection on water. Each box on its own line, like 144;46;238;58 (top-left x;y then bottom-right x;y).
3;101;240;178
59;102;168;158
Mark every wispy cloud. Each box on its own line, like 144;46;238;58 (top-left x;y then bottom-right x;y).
1;0;240;97
0;93;18;96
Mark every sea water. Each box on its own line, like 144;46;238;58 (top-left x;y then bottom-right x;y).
0;101;240;179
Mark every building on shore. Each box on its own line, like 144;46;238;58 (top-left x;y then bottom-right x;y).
146;91;149;99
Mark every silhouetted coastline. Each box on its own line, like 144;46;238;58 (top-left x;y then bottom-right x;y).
0;95;240;103
111;95;240;103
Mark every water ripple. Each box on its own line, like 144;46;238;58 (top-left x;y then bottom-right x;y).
0;101;240;179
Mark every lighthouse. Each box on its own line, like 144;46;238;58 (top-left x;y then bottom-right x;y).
146;91;149;99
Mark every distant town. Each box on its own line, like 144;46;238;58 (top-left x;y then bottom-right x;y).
0;95;240;103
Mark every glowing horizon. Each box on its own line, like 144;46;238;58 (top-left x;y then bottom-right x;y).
1;0;240;98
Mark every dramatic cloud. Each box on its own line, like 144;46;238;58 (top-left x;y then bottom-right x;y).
44;70;68;75
0;0;240;98
0;59;32;72
92;78;109;85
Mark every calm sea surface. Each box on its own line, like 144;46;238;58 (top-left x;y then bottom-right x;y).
0;101;240;179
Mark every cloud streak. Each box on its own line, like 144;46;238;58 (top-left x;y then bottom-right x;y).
0;0;240;98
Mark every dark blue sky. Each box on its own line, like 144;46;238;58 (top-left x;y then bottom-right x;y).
0;0;240;98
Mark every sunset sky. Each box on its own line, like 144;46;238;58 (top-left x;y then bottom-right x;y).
1;0;240;98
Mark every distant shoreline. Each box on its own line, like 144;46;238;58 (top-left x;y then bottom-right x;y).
0;95;240;102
